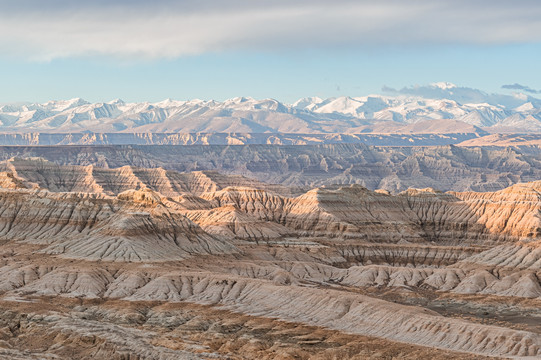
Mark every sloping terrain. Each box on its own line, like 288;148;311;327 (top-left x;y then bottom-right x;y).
0;162;539;358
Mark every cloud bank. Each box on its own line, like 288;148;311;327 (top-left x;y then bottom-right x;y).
2;0;541;60
382;82;539;108
502;83;540;94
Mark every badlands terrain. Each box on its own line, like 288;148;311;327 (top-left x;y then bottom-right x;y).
2;87;541;359
0;157;538;359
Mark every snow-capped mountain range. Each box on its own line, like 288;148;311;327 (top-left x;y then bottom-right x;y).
1;83;541;133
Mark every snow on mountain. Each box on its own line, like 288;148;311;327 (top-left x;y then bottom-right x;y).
0;88;540;133
294;95;516;128
40;98;90;112
292;96;323;110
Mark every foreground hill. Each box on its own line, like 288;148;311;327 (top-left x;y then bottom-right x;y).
0;163;539;358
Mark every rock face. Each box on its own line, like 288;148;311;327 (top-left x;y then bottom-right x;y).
0;161;540;359
0;144;540;193
180;182;541;244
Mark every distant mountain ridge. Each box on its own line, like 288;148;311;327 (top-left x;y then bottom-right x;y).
2;83;541;133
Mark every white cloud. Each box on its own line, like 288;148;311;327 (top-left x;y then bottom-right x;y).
2;0;541;60
382;82;539;108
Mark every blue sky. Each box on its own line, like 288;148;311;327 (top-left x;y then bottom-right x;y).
1;0;541;104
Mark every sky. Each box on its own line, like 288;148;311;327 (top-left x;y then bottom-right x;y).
1;0;541;104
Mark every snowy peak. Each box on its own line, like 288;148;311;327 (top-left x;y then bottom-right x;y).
0;86;540;133
292;96;324;110
108;98;126;106
292;94;521;128
41;98;90;112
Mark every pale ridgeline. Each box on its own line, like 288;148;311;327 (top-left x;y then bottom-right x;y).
0;90;540;133
0;144;540;193
0;159;539;358
3;131;541;147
